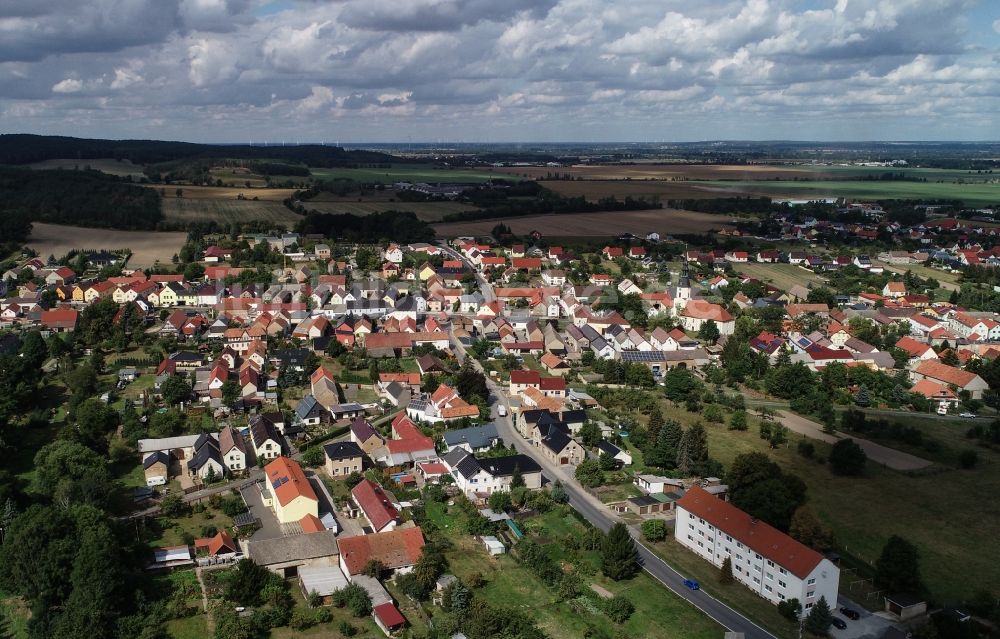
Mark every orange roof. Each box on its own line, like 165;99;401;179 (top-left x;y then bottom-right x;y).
915;359;980;388
264;457;318;507
910;379;958;400
299;513;325;534
681;300;734;322
676;486;823;579
895;336;932;358
337;527;425;576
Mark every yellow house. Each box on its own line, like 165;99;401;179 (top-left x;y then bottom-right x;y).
418;264;437;281
263;457;319;524
72;286;87;302
112;286;129;304
157;286;179;307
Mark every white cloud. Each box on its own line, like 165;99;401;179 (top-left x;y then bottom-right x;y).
51;78;82;93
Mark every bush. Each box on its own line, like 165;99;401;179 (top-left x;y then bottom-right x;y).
301;446;325;467
333;583;372;617
958;449;978;469
575;459;604;488
797;440;815;459
640;519;667;542
601;595;635;623
777;598;802;621
829;438;867;476
703;404;724;423
338;621;357;636
729;410;748;431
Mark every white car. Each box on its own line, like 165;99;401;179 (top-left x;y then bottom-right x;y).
959;412;977;419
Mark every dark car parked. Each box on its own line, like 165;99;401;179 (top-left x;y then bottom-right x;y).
839;607;860;620
831;618;847;630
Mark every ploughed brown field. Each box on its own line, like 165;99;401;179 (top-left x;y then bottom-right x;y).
492;163;824;181
432;208;734;238
27;223;187;268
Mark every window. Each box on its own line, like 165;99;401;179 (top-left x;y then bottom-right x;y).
697;541;704;548
779;568;787;575
807;578;816;585
765;585;772;593
766;572;773;581
755;553;762;560
687;534;694;541
753;577;760;584
778;580;787;588
807;591;815;599
767;560;775;567
735;553;742;561
779;594;786;601
805;603;813;609
726;535;733;542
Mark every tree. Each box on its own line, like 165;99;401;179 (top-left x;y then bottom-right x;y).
645;418;683;469
719;557;734;584
575;459;604;488
301;446;324;467
698;320;721;344
598;451;618;471
488;490;512;513
578;420;601;447
663;367;701;402
676;422;709;476
703;404;724;423
726;452;807;531
601;523;639;581
829;439;867;476
226;559;272;606
160;374;193;406
789;506;833;551
510;465;525;489
648;407;665;439
33;440;114;507
640;519;667;542
602;595;635;623
855;383;872;407
221;379;241;406
363;559;387;580
777;598;802;621
958;449;978;469
729;410;748;431
804;596;833;636
74;398;120;452
875;535;924;594
550;480;568;503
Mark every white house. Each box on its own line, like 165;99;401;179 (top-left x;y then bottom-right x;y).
675;486;839;615
441;449;542;498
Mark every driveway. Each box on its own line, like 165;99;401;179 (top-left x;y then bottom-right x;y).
239;480;284;541
831;596;900;639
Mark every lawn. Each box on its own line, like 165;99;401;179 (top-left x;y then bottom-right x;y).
166;614;209;639
669;401;1000;604
147;506;231;547
430;501;723;639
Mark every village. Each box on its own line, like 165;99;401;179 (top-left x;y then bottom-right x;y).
2;211;999;639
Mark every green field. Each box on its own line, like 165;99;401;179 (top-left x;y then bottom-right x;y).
733;262;829;291
795;165;1000;182
309;164;500;184
692;179;1000;206
162;197;303;225
433;502;723;639
300;198;473;221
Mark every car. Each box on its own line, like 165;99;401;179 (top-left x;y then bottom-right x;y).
839;607;860;620
683;579;700;591
831;618;847;630
960;412;977;419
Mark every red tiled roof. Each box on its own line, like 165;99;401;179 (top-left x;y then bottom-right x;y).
337;527;425;576
299;513;325;534
677;486;823;579
681;300;734;322
374;603;406;628
352;479;399;532
915;360;980;388
510;370;540;385
264;457;317;507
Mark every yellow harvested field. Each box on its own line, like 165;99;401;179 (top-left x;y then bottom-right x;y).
733;263;828;290
27;223;186;268
432;208;733;238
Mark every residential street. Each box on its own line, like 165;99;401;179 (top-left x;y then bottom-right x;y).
440;240;778;639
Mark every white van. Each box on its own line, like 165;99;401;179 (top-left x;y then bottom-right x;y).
497;405;507;417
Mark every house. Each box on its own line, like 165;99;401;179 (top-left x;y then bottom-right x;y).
246;530;339;578
337;527;425;577
188;434;225;480
912;360;989;399
249;414;283;460
323;441;365;478
350;418;385;457
218;425;248;473
143;451;170;486
295;395;328;426
352;479;400;533
882;282;907;299
263;457;319;524
597;440;632;466
380;414;436;466
194;530;238;557
675;486;839;614
537;426;586;465
442;449;542;498
441;424;500;453
894;336;937;361
910;379;960;409
679;300;735;336
634;474;684;494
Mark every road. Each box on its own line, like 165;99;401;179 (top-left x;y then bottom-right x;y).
437;240;496;303
439;240;777;639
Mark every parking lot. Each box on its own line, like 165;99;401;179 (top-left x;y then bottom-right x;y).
830;597;900;639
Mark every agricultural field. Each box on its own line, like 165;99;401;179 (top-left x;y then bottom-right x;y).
26;157;146;179
162;197;302;226
27;222;186;268
493;163;822;181
732;262;829;291
689;179;1000;207
301;190;475;221
308;164;499;184
153;185;297;201
432;208;734;238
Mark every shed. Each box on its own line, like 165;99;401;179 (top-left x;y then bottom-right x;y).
298;566;350;603
373;602;407;636
481;535;506;556
884;593;928;621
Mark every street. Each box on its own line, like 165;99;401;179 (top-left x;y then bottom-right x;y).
439;238;778;639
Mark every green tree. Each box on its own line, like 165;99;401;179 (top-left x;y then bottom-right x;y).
829;439;867;476
804;596;833;636
645;418;683;469
698;320;721;345
663;367;700;402
550;480;569;504
676;422;709;476
855;383;872;407
160;374;193;406
777;598;802;621
598;451;618;471
578;420;601;447
640;519;667;542
575;459;604;488
703;404;723;423
648;407;665;439
488;490;512;513
875;535;924;594
74;398;120;452
726;452;807;531
225;559;272;606
301;446;324;467
719;557;734;584
601;523;639;581
221;379;241;406
33;440;114;507
729;410;748;431
510;465;525;489
789;506;833;551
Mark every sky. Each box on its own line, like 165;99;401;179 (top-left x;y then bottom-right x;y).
0;0;998;143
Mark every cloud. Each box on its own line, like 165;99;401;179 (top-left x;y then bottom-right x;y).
0;0;996;141
51;78;83;93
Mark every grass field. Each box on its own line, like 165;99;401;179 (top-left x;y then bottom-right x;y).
309;164;499;184
302;191;474;221
691;179;1000;207
733;262;829;291
162;197;302;225
677;405;1000;604
26;157;146;178
875;260;962;289
432;208;734;238
27;222;186;268
432;501;723;639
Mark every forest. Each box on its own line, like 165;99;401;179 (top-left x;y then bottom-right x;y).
0;167;163;230
295;210;435;244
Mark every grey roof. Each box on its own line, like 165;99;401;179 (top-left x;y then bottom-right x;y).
349;575;393;607
298;566;349;596
455;454;483;480
189;436;221;471
248;531;339;566
540;428;573;455
597;440;622;456
249;414;280;445
560;409;586;424
295;395;323;420
442;447;470;469
477;454;541;477
442;424;499;450
350;418;379;442
323;440;364;461
143;450;169;469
